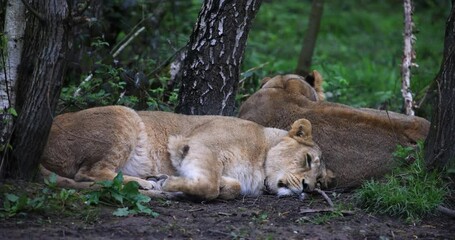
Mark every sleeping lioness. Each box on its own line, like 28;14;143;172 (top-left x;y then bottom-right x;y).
238;71;430;189
41;106;333;200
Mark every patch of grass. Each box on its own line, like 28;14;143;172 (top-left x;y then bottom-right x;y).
296;203;351;225
355;141;446;222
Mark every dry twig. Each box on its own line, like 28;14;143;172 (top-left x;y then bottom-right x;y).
300;208;355;215
314;188;334;207
437;205;455;218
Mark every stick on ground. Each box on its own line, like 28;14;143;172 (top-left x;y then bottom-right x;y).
315;188;334;207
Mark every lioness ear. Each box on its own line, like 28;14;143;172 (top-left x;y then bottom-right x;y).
310;70;325;101
289;119;314;146
260;77;272;87
304;74;315;87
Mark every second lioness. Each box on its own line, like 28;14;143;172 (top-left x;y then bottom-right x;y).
42;106;332;200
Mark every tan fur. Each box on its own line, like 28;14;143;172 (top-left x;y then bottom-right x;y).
238;71;430;190
41;106;331;200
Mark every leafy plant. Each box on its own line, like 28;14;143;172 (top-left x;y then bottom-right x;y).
0;173;84;218
252;211;269;224
355;141;445;222
85;172;158;217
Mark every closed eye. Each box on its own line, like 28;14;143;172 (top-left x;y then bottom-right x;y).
277;180;287;188
306;154;312;169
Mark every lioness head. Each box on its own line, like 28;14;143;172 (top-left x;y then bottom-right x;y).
264;119;333;198
259;71;325;101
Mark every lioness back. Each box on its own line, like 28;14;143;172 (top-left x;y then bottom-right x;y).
238;73;430;189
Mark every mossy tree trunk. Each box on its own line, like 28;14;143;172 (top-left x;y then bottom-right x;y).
175;0;262;116
424;1;455;172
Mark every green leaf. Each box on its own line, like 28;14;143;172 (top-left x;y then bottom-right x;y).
44;172;58;188
5;193;19;202
111;192;124;204
122;181;140;196
112;172;124;189
135;203;152;215
113;207;130;217
135;194;151;204
150;211;159;218
85;192;100;205
7;108;17;117
15;195;29;211
96;180;113;188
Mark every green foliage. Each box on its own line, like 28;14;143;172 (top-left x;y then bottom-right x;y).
355;141;446;222
296;204;348;225
59;1;447;115
60;0;198;112
85;172;158;217
252;211;269;224
1;172;157;219
0;173;84;218
242;0;448;113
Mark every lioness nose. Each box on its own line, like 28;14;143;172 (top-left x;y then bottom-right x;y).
302;180;309;192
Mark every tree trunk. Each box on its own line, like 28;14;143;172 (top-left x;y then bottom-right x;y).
2;0;72;179
0;0;25;170
424;2;455;171
175;0;262;116
401;0;416;116
295;0;324;77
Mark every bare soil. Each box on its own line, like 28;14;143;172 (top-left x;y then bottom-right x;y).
1;188;454;240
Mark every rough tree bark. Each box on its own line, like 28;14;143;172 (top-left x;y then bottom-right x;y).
295;0;324;77
2;0;72;179
0;0;25;169
424;1;455;171
175;0;262;116
401;0;416;116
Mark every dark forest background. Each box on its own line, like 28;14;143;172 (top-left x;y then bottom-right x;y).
40;0;448;117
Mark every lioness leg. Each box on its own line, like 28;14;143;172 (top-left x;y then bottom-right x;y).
219;176;241;200
161;175;220;200
40;165;94;189
164;140;222;200
42;165;182;199
74;164;158;190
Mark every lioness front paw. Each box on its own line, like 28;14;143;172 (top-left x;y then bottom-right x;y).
146;174;168;190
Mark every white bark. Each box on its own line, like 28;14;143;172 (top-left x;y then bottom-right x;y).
401;0;416;116
1;0;25;143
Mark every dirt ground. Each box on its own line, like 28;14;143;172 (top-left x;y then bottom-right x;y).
1;189;454;240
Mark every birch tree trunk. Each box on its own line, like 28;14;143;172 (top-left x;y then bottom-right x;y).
0;0;25;165
424;2;455;171
401;0;416;116
1;0;72;179
175;0;262;116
